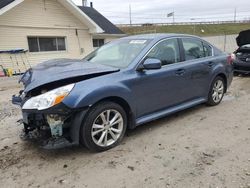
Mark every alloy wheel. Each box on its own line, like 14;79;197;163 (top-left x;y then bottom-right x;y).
212;80;224;103
91;109;124;147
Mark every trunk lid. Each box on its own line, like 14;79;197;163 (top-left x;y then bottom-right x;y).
236;29;250;47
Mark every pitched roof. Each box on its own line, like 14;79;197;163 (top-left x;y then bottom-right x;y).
0;0;124;35
78;6;124;35
0;0;15;9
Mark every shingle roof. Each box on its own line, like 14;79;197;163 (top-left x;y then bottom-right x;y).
0;0;15;9
78;6;124;35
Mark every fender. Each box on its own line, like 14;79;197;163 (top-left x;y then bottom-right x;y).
63;82;136;115
65;83;136;142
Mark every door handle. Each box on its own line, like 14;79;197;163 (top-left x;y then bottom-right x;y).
175;69;185;76
207;61;214;67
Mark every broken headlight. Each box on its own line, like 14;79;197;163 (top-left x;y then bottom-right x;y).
22;84;75;110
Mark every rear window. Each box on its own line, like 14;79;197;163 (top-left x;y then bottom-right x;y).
182;38;205;60
182;38;212;60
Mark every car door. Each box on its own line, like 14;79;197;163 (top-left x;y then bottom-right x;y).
179;37;214;99
133;38;194;118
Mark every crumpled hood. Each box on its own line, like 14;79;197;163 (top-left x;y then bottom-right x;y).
20;59;119;93
236;29;250;47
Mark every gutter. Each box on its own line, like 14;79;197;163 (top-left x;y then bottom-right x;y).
93;33;127;38
0;0;24;15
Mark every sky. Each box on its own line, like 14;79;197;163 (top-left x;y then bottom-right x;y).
73;0;250;24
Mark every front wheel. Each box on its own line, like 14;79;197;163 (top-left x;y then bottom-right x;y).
80;102;127;152
207;76;225;106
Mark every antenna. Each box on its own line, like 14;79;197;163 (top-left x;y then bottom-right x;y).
129;4;132;26
234;8;237;23
82;0;87;6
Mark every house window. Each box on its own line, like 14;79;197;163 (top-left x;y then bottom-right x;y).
28;37;66;52
93;39;105;48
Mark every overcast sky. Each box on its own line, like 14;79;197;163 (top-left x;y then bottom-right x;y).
73;0;250;24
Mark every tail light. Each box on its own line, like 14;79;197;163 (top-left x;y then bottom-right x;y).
227;53;235;65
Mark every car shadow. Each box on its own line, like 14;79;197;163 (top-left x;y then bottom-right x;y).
234;73;250;77
125;103;205;139
19;103;206;160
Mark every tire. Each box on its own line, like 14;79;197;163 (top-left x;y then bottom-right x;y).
206;76;225;106
233;72;239;77
80;101;127;152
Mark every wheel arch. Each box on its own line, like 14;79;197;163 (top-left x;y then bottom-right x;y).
207;72;228;102
91;96;136;130
216;73;228;92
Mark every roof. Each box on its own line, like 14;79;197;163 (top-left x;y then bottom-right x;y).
0;0;103;33
123;33;197;40
0;0;15;9
78;6;124;35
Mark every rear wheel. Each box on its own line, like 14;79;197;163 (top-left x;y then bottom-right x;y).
80;102;127;152
207;76;225;106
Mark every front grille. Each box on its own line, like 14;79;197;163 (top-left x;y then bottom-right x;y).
27;114;48;127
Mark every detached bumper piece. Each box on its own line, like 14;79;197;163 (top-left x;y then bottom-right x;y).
21;105;77;149
12;89;25;106
12;95;22;106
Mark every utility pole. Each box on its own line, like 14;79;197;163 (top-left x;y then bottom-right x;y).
191;18;196;35
234;8;237;23
129;4;132;26
173;11;175;24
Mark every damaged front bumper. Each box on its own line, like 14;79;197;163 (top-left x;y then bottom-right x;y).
13;95;88;149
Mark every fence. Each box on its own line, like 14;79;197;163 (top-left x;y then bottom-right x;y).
117;20;250;27
202;34;238;53
0;49;31;75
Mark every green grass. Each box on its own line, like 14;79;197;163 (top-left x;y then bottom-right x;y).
120;23;250;36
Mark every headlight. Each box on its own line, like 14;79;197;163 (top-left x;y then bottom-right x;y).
22;84;75;110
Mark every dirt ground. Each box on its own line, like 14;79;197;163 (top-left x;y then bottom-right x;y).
0;76;250;188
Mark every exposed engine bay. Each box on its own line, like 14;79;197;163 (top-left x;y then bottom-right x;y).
12;59;119;149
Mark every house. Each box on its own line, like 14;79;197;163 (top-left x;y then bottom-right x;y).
0;0;125;73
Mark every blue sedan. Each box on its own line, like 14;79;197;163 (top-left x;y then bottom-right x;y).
13;34;233;151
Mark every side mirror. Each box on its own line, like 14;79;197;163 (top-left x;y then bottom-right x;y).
142;58;162;70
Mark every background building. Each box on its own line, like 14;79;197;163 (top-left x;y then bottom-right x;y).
0;0;125;73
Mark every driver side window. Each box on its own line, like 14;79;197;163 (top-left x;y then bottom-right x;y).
147;38;181;66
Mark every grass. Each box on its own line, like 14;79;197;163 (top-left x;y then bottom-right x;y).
119;23;250;36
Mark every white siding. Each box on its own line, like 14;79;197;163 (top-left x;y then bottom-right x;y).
0;0;87;29
0;0;93;73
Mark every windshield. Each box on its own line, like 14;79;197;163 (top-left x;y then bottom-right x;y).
84;39;151;68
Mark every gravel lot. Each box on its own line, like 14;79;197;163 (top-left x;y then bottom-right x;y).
0;76;250;188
